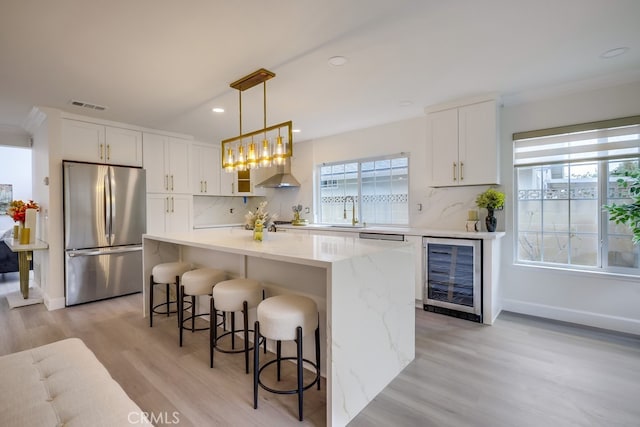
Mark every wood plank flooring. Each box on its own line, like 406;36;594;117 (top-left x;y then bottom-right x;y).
1;274;639;426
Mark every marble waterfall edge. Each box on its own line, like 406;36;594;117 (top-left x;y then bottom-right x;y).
329;244;415;426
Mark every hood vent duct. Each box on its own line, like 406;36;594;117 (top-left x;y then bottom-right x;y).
255;163;300;188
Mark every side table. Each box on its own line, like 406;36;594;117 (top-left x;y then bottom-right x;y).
4;238;49;299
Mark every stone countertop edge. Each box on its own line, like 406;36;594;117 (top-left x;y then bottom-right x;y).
274;223;506;240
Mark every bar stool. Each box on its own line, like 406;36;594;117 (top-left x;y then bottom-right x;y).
210;278;263;373
149;261;191;328
253;294;321;422
178;268;228;347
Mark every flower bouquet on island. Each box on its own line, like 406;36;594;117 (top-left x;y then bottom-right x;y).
245;201;277;230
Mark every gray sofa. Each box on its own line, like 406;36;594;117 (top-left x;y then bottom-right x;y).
0;229;20;274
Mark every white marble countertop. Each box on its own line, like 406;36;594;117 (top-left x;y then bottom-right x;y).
144;227;411;268
4;238;49;252
275;223;506;240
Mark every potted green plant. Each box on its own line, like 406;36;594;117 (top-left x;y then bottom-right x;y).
475;188;505;232
603;170;640;244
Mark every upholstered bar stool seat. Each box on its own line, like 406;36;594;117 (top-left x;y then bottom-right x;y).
149;261;192;328
253;294;321;421
210;278;263;373
179;268;228;347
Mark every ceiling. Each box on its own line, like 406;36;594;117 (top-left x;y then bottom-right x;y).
1;0;639;145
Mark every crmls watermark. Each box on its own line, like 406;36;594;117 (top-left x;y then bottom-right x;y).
128;411;180;425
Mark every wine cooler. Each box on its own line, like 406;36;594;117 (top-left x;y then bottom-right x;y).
423;237;482;322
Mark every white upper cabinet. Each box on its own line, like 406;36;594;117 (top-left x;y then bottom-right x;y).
218;169;265;196
428;98;499;187
143;133;191;194
61;119;143;166
191;143;221;195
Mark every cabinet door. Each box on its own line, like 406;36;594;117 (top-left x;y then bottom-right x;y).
192;144;220;195
167;138;191;194
146;194;168;234
202;145;221;195
458;100;498;185
166;195;192;232
143;133;169;193
61;120;105;162
429;108;459;186
219;169;236;196
105;127;143;166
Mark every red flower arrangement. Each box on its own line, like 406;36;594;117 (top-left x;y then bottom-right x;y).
6;199;39;223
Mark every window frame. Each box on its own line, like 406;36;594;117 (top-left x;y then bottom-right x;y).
315;153;410;227
513;116;640;276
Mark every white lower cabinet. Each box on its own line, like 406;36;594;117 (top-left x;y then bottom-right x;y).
147;194;192;234
404;235;424;303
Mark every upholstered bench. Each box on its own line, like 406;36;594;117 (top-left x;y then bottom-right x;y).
0;338;151;426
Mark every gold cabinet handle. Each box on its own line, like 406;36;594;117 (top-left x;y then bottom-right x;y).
204;181;207;193
171;175;174;191
99;143;104;160
165;197;169;213
460;162;464;181
453;162;457;181
106;144;111;161
171;197;175;213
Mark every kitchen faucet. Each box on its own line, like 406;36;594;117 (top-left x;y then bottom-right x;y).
343;195;359;226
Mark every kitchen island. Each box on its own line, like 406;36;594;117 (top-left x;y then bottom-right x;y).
143;228;415;426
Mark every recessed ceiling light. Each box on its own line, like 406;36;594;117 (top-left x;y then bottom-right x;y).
292;129;301;133
599;47;629;59
328;56;348;66
212;107;225;113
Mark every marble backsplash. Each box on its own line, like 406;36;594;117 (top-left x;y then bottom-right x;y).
193;184;505;232
193;195;266;227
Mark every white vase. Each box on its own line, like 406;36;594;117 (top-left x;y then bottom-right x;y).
25;208;37;243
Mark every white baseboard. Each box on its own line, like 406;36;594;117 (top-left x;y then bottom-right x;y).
502;298;640;336
44;295;65;311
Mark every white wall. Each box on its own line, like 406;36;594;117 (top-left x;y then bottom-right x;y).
500;80;640;335
0;146;32;230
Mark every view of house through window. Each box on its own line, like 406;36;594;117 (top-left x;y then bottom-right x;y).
318;155;409;226
514;117;640;274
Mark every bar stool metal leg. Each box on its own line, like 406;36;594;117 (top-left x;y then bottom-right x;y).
149;275;154;327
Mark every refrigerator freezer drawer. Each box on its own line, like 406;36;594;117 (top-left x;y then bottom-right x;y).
65;247;142;306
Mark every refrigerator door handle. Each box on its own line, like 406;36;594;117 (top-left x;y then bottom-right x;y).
103;172;111;244
108;167;116;244
68;246;143;257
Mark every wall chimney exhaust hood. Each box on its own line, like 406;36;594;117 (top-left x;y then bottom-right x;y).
255;163;300;188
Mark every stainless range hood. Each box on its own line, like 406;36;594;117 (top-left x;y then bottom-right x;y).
255;163;300;188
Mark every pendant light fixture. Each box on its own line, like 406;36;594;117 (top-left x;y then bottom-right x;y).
221;68;293;173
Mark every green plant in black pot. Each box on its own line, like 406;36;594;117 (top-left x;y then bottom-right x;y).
603;170;640;244
475;188;505;232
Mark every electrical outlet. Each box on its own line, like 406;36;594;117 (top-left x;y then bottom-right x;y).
229;208;234;214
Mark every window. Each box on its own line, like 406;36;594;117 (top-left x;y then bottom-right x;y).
514;116;640;274
318;155;409;226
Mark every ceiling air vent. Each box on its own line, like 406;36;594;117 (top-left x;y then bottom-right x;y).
69;100;108;111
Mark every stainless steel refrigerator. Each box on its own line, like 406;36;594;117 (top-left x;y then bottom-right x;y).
63;161;146;306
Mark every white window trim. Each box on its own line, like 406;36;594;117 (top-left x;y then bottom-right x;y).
315;153;410;226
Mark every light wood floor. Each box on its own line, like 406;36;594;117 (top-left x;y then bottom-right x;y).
1;274;639;427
